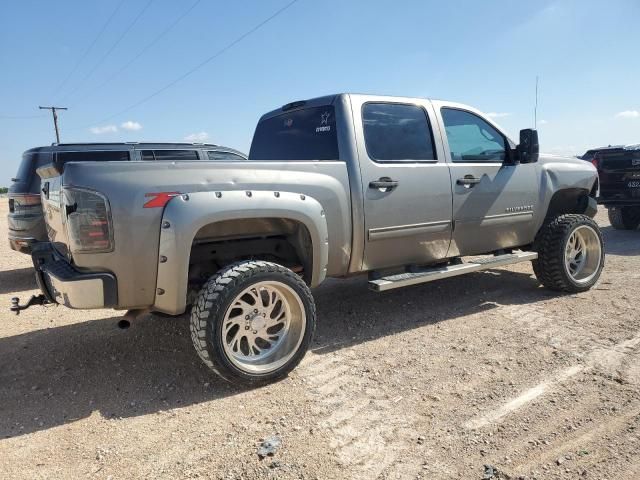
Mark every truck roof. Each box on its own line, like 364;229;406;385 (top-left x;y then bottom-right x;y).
256;93;472;122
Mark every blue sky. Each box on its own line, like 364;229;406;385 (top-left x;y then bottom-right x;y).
1;0;639;185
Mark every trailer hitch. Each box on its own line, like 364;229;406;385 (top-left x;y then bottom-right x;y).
10;295;50;315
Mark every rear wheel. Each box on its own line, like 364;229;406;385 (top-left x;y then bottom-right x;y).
607;206;640;230
190;260;316;386
533;214;605;293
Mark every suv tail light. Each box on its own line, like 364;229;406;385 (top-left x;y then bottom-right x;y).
8;193;41;213
63;187;114;253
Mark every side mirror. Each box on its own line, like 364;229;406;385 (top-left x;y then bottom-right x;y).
517;128;539;164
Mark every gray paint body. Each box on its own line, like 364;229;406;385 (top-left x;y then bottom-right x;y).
38;94;598;314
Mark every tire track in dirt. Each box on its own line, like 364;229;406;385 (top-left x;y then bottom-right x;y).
512;407;640;477
299;351;421;479
465;329;640;430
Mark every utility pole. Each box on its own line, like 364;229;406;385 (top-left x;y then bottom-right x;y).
39;106;68;143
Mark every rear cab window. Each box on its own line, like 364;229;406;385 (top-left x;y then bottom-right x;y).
249;106;339;160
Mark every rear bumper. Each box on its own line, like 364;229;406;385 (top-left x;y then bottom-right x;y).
599;198;640;206
8;212;47;254
598;187;640;206
31;242;118;309
8;235;37;254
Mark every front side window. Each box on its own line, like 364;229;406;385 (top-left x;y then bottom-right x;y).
441;108;506;162
362;103;436;162
140;150;199;161
249;106;338;161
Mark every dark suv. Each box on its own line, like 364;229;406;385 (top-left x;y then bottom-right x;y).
8;142;247;253
581;144;640;230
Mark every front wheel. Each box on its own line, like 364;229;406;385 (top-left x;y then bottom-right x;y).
533;214;605;293
190;260;316;386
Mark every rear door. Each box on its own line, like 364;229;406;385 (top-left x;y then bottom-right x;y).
434;103;539;256
351;96;453;271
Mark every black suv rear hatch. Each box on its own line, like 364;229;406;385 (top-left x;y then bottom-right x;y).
596;145;640;204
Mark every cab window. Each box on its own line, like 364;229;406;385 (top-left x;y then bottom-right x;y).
441;108;506;162
362;103;436;162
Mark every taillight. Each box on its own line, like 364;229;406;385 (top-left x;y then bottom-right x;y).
8;193;41;213
63;187;113;253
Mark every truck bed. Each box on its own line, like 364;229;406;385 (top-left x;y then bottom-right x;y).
39;160;353;309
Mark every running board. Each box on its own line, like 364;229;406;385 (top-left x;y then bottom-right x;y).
368;251;538;292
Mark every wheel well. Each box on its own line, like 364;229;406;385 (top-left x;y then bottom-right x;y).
188;218;313;291
545;188;592;219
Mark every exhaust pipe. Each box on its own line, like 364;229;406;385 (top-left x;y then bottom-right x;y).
118;308;150;330
117;319;131;330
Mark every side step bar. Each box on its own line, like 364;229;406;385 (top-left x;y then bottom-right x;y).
369;251;538;292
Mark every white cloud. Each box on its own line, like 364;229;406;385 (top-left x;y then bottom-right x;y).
615;110;640;119
120;120;142;131
89;125;117;134
486;112;511;119
538;119;548;125
184;131;209;142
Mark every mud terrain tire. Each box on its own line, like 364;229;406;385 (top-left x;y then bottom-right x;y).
533;214;604;293
190;261;316;386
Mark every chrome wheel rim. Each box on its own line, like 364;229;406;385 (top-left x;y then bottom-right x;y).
222;281;306;374
564;225;602;284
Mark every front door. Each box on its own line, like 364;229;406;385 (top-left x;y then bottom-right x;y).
353;99;453;271
435;105;539;256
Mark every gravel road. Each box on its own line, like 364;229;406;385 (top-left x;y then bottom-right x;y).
1;201;639;480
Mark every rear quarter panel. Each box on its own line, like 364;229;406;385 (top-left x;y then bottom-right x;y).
61;160;351;309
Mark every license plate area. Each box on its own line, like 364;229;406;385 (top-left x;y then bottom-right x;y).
628;181;640;188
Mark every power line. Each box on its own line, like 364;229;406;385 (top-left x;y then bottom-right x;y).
0;113;47;120
82;0;300;129
49;0;127;101
59;0;155;103
69;0;203;107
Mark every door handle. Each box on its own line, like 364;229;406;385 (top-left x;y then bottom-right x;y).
456;176;481;187
369;177;399;191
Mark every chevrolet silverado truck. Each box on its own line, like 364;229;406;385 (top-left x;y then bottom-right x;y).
585;144;640;230
17;94;604;386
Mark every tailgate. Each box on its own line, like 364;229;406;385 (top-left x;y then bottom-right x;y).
598;148;640;202
599;149;640;177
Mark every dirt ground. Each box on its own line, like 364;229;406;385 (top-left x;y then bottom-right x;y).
1;201;639;480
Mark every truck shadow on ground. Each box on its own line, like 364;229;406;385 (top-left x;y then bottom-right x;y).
0;267;36;294
600;226;640;256
0;268;551;438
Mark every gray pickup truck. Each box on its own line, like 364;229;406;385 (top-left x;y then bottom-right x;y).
19;94;604;385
